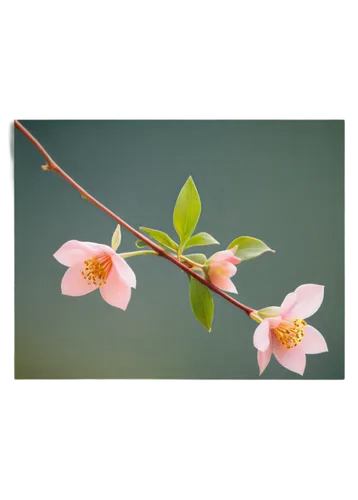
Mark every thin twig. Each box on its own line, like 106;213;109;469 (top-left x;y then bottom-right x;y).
14;120;254;316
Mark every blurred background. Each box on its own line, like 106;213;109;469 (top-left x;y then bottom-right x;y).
14;120;344;379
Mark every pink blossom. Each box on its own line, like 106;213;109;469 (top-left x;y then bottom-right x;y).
54;240;136;310
253;284;327;376
207;246;241;293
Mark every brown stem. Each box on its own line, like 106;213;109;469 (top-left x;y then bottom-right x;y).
14;120;254;316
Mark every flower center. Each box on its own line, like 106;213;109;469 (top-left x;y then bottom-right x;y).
273;319;307;349
81;254;112;286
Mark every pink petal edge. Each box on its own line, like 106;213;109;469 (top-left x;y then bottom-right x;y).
253;319;271;352
61;262;98;296
302;325;328;354
228;246;241;265
209;261;237;278
273;338;306;375
208;249;233;263
100;266;132;310
210;274;238;293
258;344;273;375
112;254;137;289
280;292;297;317
54;240;95;267
281;284;324;320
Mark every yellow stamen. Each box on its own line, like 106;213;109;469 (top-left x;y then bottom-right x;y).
82;254;112;286
273;319;307;349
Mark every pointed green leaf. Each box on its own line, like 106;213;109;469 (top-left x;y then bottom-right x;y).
111;225;122;251
185;232;219;250
228;236;275;261
140;227;179;251
173;176;201;247
189;277;214;332
257;306;281;319
185;253;207;266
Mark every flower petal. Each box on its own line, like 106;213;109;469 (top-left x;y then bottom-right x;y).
210;261;237;278
100;267;132;310
222;262;237;277
302;325;328;354
209;274;238;293
209;249;238;264
253;319;271;352
281;284;324;320
54;240;96;267
268;316;283;329
227;246;242;265
61;262;98;296
258;344;273;375
85;242;115;255
273;338;306;375
112;254;137;289
280;292;297;317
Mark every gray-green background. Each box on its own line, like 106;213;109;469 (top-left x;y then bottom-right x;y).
15;121;344;379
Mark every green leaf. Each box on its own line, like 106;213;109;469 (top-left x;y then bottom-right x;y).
135;240;147;248
228;236;275;261
195;268;205;278
188;267;205;279
189;277;214;332
173;176;201;248
185;253;207;265
185;232;219;250
257;306;281;319
111;225;122;251
140;227;179;251
135;239;176;253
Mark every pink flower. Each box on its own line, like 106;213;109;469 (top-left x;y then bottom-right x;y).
207;246;241;293
54;240;136;310
253;284;328;376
